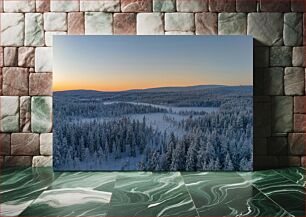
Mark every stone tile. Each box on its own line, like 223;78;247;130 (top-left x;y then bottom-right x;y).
0;133;10;155
40;133;52;155
31;96;52;133
85;12;113;34
253;137;267;155
270;46;292;67
291;0;305;12
2;67;29;96
0;13;25;46
294;96;305;113
253;67;265;96
304;13;306;46
25;13;44;46
137;13;164;35
165;31;195;35
208;0;235;12
302;157;306;167
236;0;256;12
284;13;303;46
36;0;50;12
0;47;3;67
153;0;175;12
35;47;53;72
292;47;305;67
0;69;2;96
29;73;52;96
254;47;269;67
0;96;19;132
294;114;306;132
284;67;305;95
121;0;152;12
3;0;35;12
45;32;67;46
272;96;293;133
253;156;279;170
254;102;271;137
247;13;283;46
0;157;3;168
114;13;136;35
68;12;85;35
176;0;208;12
18;47;35;67
260;0;290;12
268;136;288;156
4;47;18;66
218;13;247;35
80;0;120;12
44;12;67;31
20;96;31;132
32;156;53;167
4;156;32;167
50;0;79;12
195;13;217;35
289;133;305;155
264;67;284;95
11;133;39;155
165;13;195;31
278;156;301;167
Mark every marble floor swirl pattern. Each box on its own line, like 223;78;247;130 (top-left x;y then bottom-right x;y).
0;167;305;216
239;169;306;217
107;172;199;216
19;172;117;216
0;167;60;216
182;172;291;217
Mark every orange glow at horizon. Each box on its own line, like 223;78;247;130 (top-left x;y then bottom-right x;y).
53;79;251;92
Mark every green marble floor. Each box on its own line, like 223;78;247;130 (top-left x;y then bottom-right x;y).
0;167;305;217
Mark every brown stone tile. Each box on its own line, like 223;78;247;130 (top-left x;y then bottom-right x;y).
195;12;217;35
208;0;235;12
260;0;290;12
302;156;306;167
294;114;306;132
0;47;3;67
36;0;50;12
236;0;256;12
4;47;18;66
29;73;52;96
114;13;137;35
288;133;305;155
278;156;301;167
18;47;35;67
121;0;152;12
20;96;31;132
68;12;85;35
11;133;39;155
0;68;2;95
0;133;10;155
294;96;305;113
4;156;33;167
2;67;29;96
291;0;305;12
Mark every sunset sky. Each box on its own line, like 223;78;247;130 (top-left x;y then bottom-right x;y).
53;36;253;91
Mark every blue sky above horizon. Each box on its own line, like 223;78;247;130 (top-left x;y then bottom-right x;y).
53;36;253;91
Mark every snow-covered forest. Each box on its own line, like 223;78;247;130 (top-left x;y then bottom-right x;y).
53;85;253;171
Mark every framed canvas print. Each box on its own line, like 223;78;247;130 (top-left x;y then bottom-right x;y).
53;36;253;171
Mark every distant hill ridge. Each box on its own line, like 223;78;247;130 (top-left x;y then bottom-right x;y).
54;84;252;95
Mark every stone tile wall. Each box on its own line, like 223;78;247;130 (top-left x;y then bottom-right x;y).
0;0;305;169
